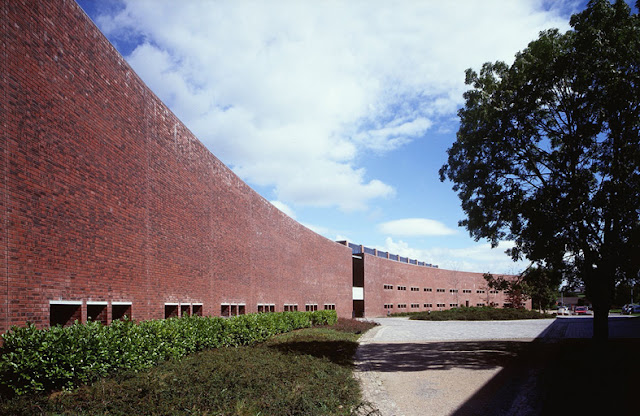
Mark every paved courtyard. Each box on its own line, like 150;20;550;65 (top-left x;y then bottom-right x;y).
355;316;640;416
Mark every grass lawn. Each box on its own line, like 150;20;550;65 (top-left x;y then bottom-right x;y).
0;319;377;416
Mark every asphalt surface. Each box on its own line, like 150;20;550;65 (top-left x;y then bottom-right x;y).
355;316;640;416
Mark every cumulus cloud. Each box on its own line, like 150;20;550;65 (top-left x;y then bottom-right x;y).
96;0;570;211
378;218;457;237
380;237;526;274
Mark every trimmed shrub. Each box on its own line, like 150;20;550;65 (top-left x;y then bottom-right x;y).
0;310;336;396
400;306;554;321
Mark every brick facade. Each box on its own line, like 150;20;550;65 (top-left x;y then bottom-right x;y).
1;0;352;333
354;253;528;318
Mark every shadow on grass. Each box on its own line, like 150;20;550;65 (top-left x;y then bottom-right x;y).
268;340;360;367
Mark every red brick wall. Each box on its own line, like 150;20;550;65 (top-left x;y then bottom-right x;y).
0;0;352;333
360;254;529;317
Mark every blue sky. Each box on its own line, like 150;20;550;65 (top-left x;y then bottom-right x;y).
75;0;599;274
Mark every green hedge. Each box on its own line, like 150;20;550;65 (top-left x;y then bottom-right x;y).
0;310;337;396
403;306;553;321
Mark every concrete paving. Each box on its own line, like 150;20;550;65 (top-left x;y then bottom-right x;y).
355;316;640;416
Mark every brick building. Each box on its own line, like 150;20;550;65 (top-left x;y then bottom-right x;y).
0;0;521;334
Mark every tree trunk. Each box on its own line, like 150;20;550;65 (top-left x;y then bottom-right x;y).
592;306;609;342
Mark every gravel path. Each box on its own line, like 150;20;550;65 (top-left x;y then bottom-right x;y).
355;316;640;416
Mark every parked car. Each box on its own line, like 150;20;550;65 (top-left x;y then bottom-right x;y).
574;306;590;315
629;305;640;314
557;306;571;316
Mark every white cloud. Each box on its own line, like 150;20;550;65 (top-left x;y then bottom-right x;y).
269;200;296;219
380;237;526;274
378;218;457;237
96;0;570;211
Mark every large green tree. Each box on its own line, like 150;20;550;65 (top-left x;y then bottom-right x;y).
440;0;640;341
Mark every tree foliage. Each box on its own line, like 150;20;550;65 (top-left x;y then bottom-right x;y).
440;0;640;340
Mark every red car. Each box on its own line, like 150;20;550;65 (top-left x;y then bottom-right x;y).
574;306;590;315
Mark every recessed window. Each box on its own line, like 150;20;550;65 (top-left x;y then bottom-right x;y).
283;304;298;312
192;304;203;316
476;290;485;294
437;303;446;307
112;302;132;321
324;304;336;310
397;304;407;308
449;303;458;307
424;288;432;292
384;284;393;290
411;303;420;308
258;304;276;313
87;302;108;324
437;288;445;293
397;286;407;291
411;287;420;292
424;303;433;308
180;304;191;317
477;303;485;307
305;304;318;312
165;303;179;318
221;303;245;317
462;289;472;293
449;289;458;293
49;301;81;327
384;304;394;309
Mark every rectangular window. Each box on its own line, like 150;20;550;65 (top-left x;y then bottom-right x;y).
449;289;458;293
305;304;318;311
283;304;298;312
477;303;485;307
397;286;406;291
397;304;407;308
165;303;179;318
476;290;485;294
87;302;108;324
324;304;336;310
192;304;203;316
424;288;432;292
462;289;472;294
222;303;246;317
384;304;394;309
384;284;393;290
411;303;420;308
411;287;420;292
180;304;191;317
49;301;82;327
258;304;275;313
449;303;458;307
424;303;433;308
112;302;132;321
437;288;445;293
437;303;446;308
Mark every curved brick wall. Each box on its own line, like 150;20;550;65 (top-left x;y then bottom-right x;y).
356;254;525;317
1;0;352;332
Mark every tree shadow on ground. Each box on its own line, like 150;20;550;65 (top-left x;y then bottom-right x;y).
357;341;530;373
450;317;640;416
